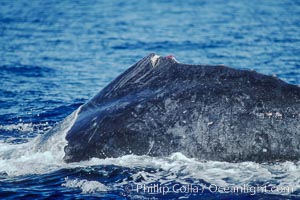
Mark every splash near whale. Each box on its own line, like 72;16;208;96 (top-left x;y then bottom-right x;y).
42;54;300;163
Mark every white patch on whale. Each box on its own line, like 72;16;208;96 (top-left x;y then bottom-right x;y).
151;55;160;68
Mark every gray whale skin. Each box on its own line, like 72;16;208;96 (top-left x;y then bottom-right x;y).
60;53;300;163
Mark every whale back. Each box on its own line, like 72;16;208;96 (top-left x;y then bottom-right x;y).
64;54;300;163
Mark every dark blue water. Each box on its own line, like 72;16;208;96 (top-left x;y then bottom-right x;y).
0;0;299;199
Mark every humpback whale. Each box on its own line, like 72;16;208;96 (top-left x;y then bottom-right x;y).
47;53;300;163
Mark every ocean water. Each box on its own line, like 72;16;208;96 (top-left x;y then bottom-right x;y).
0;0;300;199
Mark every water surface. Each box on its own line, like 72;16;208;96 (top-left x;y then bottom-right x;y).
0;0;299;199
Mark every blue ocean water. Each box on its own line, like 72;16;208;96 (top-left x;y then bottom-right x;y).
0;0;299;199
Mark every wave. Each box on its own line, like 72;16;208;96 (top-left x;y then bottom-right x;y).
0;64;55;77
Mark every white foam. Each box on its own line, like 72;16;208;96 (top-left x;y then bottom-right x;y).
0;123;34;132
0;140;299;195
59;153;298;195
62;177;107;194
0;107;80;176
0;122;50;134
